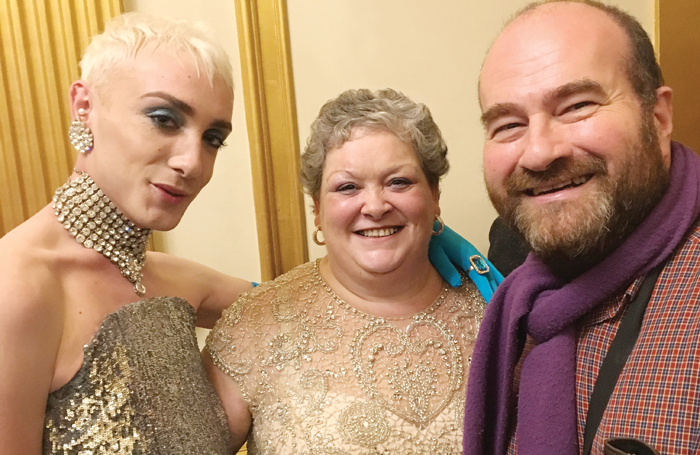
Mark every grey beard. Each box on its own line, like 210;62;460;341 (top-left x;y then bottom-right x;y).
491;111;669;280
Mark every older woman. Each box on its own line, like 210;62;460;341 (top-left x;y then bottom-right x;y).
205;88;495;453
0;13;252;453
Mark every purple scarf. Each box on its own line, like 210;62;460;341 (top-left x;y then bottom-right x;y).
463;142;700;455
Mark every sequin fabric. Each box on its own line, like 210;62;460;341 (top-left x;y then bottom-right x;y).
206;260;485;454
44;297;233;454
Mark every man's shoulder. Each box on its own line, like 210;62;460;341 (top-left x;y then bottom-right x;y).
668;219;700;271
1;227;43;280
652;221;700;305
0;245;63;356
0;212;65;317
1;219;55;276
683;218;700;244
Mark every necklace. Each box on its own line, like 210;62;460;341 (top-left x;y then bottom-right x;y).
52;171;151;296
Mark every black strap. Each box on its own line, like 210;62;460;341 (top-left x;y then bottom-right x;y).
582;264;664;455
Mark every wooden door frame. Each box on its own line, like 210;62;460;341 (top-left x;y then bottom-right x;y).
234;0;308;281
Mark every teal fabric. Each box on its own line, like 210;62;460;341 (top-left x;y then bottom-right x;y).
429;223;504;302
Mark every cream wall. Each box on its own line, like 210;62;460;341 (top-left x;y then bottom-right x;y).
121;0;654;276
123;0;261;283
288;0;655;258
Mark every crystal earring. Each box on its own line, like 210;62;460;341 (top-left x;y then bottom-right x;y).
69;108;93;154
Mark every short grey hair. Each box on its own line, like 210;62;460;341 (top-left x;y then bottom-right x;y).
80;12;233;97
300;88;449;199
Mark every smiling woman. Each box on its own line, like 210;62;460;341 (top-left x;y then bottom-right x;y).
0;13;253;454
315;130;440;285
204;88;488;453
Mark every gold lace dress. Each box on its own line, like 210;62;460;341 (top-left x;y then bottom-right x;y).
206;260;485;455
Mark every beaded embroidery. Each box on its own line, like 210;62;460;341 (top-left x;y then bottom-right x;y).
207;260;485;454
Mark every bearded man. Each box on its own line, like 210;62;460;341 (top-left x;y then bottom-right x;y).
463;1;700;454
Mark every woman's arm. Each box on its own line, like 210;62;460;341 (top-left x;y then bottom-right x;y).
202;351;252;450
0;262;63;455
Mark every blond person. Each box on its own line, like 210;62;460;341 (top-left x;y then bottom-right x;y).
0;13;252;454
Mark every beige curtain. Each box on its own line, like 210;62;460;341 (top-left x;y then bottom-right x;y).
0;0;122;237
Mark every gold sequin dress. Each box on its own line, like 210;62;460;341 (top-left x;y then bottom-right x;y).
44;297;233;454
206;260;485;455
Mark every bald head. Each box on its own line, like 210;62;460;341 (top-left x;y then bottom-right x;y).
481;1;662;111
481;2;627;113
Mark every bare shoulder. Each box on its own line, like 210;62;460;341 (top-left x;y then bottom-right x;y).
0;214;64;452
145;252;253;327
0;242;63;358
0;215;64;323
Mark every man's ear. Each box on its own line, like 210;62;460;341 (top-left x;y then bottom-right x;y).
653;86;673;166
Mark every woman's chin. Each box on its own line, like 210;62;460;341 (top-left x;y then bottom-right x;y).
353;256;417;276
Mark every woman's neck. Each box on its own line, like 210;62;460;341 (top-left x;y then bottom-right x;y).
319;256;444;319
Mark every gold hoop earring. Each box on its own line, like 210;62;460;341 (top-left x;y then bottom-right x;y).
432;214;445;236
312;225;326;246
68;108;93;154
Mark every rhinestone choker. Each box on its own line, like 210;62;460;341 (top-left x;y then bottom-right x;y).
52;171;151;296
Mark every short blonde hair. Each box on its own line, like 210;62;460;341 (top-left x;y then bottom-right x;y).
80;12;233;96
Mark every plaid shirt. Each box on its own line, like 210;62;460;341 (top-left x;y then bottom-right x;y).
508;222;700;454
